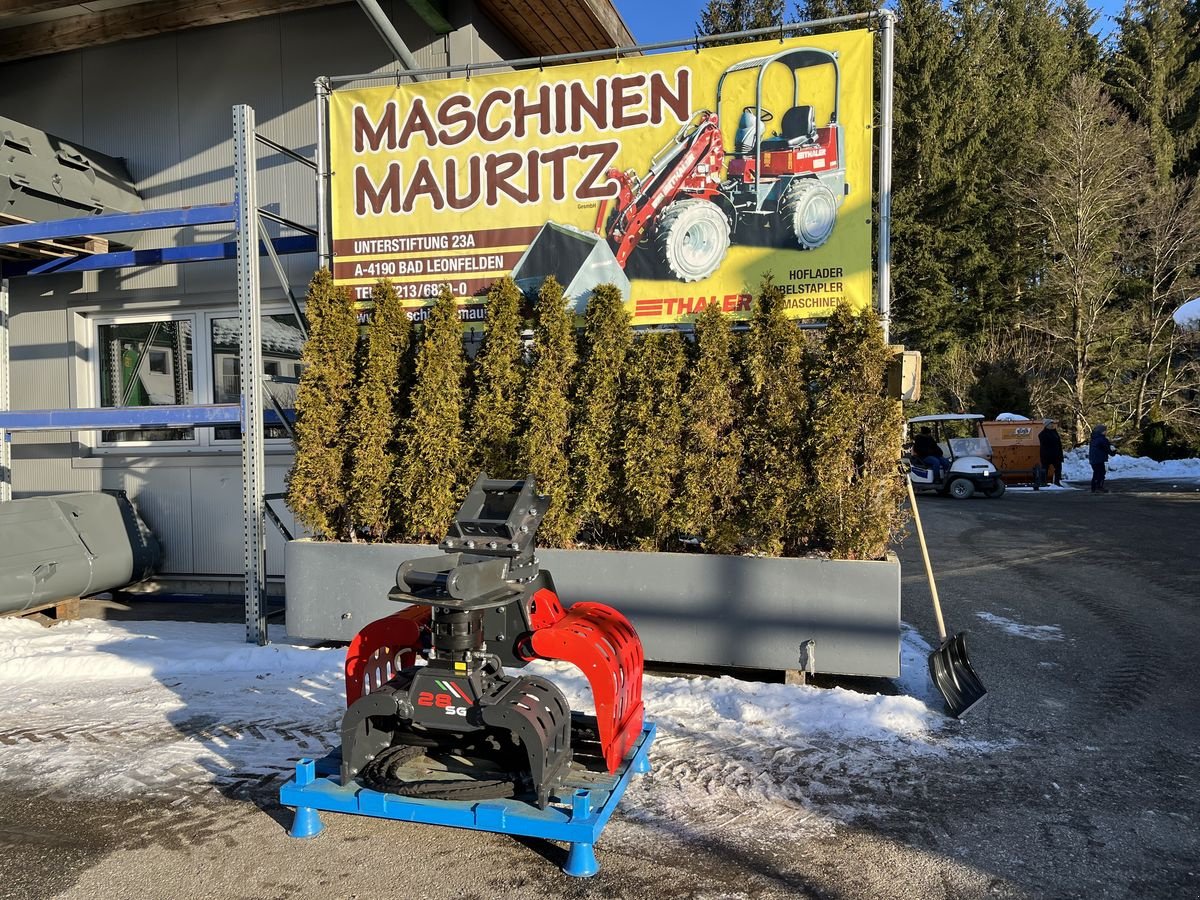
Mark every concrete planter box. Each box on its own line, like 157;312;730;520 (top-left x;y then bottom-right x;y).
285;541;900;678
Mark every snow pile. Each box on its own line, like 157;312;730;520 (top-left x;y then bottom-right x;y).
0;618;335;685
1061;446;1200;481
994;412;1030;421
0;618;972;837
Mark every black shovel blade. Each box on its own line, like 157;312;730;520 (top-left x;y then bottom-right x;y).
928;631;988;718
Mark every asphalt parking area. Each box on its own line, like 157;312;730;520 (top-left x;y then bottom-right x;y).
1;481;1197;900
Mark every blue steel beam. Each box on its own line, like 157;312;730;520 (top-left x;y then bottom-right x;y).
0;405;294;432
8;235;316;277
0;204;235;245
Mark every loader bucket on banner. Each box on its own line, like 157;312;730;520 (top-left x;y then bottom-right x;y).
510;221;630;313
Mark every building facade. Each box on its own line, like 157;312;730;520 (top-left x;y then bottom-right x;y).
0;0;630;586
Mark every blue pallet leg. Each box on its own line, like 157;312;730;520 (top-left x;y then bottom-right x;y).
633;752;652;774
290;806;324;839
564;841;599;877
287;758;324;839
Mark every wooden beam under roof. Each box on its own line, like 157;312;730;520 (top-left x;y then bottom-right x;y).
0;0;346;62
0;0;634;64
0;1;81;17
476;0;633;58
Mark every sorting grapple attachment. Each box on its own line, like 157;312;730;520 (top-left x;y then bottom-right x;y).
527;601;644;774
338;473;647;809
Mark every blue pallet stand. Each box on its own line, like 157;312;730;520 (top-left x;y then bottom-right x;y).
280;721;656;878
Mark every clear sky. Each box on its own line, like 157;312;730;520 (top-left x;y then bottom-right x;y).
615;1;1130;47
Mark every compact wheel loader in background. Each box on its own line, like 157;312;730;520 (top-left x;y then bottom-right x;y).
511;46;849;308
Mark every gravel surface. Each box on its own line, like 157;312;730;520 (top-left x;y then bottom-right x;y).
1;481;1197;900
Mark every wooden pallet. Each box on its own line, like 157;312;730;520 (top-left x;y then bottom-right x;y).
1;597;81;626
0;210;109;261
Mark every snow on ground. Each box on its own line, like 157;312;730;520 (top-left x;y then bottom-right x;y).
0;618;991;845
1061;446;1200;482
974;612;1064;642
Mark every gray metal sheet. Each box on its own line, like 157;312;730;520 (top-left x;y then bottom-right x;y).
0;491;158;613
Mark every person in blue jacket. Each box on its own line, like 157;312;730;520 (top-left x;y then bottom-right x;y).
1088;424;1115;493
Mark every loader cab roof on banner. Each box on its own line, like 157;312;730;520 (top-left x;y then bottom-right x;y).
907;414;986;424
716;47;841;122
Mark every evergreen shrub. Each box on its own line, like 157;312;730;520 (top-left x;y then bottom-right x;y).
285;268;358;540
517;277;577;546
739;278;812;556
391;286;468;542
347;279;412;540
570;283;632;541
617;330;687;550
467;276;526;478
285;272;905;559
805;303;907;560
678;300;743;554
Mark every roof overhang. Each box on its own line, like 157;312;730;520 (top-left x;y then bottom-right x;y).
477;0;632;57
0;0;633;65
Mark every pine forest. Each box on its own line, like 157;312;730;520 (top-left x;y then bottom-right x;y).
704;0;1200;457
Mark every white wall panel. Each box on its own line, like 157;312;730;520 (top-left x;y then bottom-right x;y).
101;467;194;574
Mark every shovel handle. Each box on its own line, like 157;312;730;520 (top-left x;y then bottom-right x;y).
905;474;948;643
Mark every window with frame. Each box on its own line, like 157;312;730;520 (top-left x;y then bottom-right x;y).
97;318;195;442
210;313;304;441
94;309;303;448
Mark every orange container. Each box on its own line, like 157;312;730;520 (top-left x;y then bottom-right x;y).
980;420;1043;485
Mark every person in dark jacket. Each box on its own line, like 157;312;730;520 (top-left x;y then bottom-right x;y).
1088;424;1115;493
912;426;947;479
1039;419;1064;486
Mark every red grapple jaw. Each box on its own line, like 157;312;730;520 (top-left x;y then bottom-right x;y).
528;593;646;774
344;606;429;707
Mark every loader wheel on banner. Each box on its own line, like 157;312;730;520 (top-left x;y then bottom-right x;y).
780;179;838;250
655;199;731;282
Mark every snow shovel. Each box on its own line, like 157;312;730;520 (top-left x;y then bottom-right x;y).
905;475;988;717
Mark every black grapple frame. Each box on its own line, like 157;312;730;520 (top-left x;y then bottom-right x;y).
340;474;645;809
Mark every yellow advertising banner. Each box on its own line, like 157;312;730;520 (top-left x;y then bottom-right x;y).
329;29;874;324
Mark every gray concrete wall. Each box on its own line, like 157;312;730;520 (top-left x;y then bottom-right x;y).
1;1;521;578
285;541;902;678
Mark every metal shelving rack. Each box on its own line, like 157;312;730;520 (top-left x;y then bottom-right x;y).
0;104;316;646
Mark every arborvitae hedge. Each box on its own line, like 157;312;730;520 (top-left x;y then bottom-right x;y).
347;279;411;540
570;283;632;541
285;269;358;540
391;286;467;542
618;331;687;550
467;276;525;478
805;302;906;560
286;273;905;559
517;277;577;546
678;300;742;554
740;278;812;556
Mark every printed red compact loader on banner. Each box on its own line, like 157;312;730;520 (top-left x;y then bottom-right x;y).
280;475;654;877
511;45;848;301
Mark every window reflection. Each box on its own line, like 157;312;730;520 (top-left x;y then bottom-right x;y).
211;314;304;440
98;320;194;442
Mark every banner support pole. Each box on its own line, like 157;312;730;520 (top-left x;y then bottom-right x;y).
315;77;332;270
877;8;896;343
